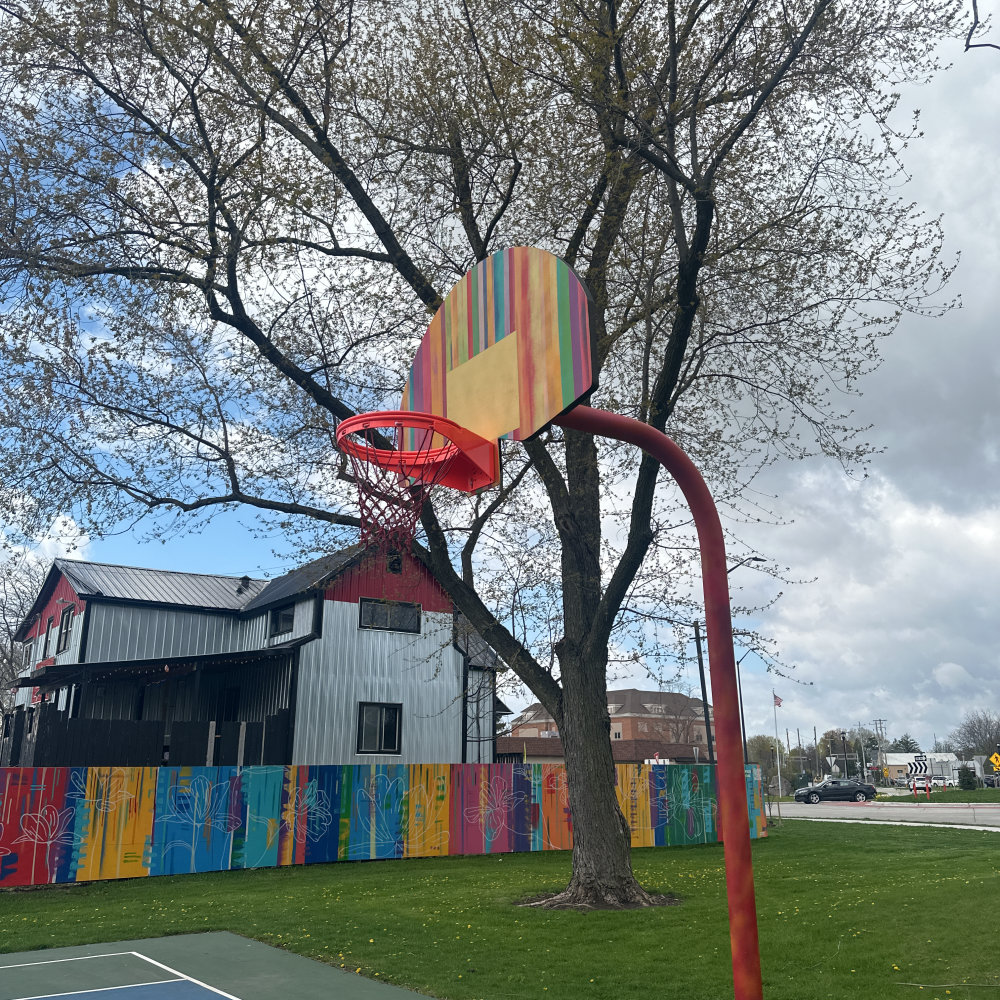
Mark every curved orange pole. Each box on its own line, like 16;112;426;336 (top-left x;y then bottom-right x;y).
555;404;763;1000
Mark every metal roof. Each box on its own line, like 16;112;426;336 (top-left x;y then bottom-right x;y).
496;735;703;763
241;546;363;612
884;752;957;764
15;546;374;626
513;688;706;726
54;559;268;611
453;612;503;670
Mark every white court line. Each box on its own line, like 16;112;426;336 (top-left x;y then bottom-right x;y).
12;979;184;1000
0;954;144;971
0;949;242;1000
130;953;242;1000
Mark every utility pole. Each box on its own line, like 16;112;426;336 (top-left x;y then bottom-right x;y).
693;620;715;764
872;718;888;784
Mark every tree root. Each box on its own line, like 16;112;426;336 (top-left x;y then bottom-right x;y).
518;886;681;911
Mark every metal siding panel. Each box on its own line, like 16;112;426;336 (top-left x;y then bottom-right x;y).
212;658;291;721
292;602;463;764
264;599;315;648
243;614;267;649
143;682;167;719
84;604;248;662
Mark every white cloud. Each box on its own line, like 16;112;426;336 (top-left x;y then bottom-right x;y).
33;517;91;563
735;466;1000;749
931;661;973;689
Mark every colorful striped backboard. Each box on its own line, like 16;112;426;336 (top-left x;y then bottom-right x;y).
402;247;594;460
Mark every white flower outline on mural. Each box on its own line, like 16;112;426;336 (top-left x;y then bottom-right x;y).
648;767;713;842
464;775;526;843
284;782;334;845
156;774;242;869
69;768;136;814
158;774;241;835
13;804;76;881
354;774;406;853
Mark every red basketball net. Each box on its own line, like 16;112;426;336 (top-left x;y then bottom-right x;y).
337;415;461;552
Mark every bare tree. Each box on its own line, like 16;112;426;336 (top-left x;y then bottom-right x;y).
0;0;962;907
0;555;48;711
965;0;1000;51
949;710;1000;757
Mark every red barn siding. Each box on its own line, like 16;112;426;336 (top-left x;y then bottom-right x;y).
323;551;452;613
24;574;85;640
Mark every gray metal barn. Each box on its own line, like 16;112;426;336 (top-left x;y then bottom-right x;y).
2;547;504;768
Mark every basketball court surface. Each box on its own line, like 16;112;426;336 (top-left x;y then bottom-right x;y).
0;932;423;999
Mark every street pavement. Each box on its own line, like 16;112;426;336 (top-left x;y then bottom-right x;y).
773;798;1000;830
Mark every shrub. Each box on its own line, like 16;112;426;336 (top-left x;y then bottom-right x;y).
958;765;977;790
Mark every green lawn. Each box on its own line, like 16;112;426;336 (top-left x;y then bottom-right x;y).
2;821;997;1000
905;788;1000;804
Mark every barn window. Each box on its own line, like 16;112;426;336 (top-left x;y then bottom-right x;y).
269;604;295;636
41;617;54;658
56;605;76;653
357;702;402;755
358;598;421;634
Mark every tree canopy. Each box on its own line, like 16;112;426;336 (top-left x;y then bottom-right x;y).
0;0;963;906
949;710;1000;758
888;732;922;753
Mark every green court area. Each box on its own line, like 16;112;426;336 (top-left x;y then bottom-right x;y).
0;933;422;1000
2;822;997;1000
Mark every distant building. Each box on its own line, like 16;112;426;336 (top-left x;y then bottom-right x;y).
883;752;959;784
497;688;714;764
2;547;503;768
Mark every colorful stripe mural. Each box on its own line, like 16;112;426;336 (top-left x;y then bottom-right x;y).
402;246;594;443
0;763;765;887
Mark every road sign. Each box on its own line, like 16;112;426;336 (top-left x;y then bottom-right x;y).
990;752;1000;770
907;760;928;775
826;756;837;768
402;246;594;446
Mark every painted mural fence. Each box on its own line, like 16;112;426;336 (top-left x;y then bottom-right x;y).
0;762;765;887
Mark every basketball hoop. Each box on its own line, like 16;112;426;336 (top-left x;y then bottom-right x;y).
336;410;499;551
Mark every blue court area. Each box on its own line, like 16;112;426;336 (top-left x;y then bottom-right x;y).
0;933;423;999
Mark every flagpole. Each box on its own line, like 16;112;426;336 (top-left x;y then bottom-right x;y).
772;691;782;820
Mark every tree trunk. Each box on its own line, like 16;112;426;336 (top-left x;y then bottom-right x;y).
527;651;665;909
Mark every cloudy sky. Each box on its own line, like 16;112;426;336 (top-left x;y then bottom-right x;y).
28;36;999;756
726;43;1000;752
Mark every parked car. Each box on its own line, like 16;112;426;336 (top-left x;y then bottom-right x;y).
983;775;1000;788
794;778;878;803
907;776;953;789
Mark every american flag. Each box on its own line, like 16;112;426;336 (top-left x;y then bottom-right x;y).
773;693;782;708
